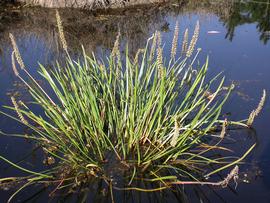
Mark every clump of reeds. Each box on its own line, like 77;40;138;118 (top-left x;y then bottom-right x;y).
0;11;261;201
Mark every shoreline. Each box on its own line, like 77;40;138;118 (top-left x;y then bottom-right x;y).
16;0;171;9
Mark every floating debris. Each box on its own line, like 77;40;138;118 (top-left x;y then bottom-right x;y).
207;31;221;34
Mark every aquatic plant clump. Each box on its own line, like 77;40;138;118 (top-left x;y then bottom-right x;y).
0;11;265;201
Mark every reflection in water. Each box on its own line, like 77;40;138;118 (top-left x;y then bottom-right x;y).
221;0;270;44
1;174;247;203
0;5;171;58
16;180;190;203
178;0;270;44
0;0;269;59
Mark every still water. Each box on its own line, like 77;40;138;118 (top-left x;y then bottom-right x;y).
0;0;270;202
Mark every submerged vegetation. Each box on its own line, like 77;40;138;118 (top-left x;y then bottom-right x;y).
0;10;266;202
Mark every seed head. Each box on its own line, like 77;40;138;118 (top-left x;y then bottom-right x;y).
156;31;162;55
170;117;180;147
9;33;25;70
11;51;19;76
171;21;179;60
56;10;68;52
254;89;266;116
181;28;189;55
157;47;163;78
247;110;256;127
186;21;200;57
11;96;28;125
247;89;266;127
111;31;120;59
134;48;145;65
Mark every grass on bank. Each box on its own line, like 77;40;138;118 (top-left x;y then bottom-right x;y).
0;10;266;202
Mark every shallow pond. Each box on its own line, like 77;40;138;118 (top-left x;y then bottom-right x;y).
0;0;270;202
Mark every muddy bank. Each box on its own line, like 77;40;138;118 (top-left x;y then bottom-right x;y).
0;6;171;55
17;0;169;9
1;0;268;60
0;0;239;63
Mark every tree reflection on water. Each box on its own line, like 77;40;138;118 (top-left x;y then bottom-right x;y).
221;0;270;44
